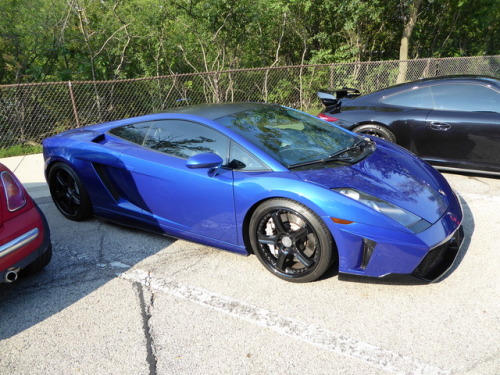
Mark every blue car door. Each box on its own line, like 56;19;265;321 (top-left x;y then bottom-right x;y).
111;119;238;245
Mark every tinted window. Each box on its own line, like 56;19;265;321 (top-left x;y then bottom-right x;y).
110;120;229;160
430;83;499;112
109;123;150;144
381;86;434;108
216;105;356;167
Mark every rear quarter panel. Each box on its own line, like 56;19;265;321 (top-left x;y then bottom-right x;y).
43;134;132;210
0;169;45;272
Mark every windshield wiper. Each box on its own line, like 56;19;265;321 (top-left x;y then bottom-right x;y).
287;137;374;169
327;138;372;160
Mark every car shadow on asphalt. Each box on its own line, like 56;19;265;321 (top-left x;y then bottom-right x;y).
0;198;179;340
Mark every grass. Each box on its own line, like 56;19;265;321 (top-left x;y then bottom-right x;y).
304;107;323;116
0;144;43;158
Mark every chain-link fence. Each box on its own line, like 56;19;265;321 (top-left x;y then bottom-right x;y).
0;55;499;150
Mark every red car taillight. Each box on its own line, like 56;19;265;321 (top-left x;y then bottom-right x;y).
318;113;338;122
1;171;26;212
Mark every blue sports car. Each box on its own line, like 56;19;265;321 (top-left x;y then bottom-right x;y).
43;103;464;283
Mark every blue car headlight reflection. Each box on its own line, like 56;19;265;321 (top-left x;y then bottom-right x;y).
334;188;422;228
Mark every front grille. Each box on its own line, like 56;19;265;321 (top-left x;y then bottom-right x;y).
413;226;464;281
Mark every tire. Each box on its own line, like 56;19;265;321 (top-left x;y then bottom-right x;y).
20;246;52;276
48;162;92;221
249;198;334;283
352;124;396;143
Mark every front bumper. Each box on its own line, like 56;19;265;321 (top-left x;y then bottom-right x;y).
330;193;464;282
412;225;464;281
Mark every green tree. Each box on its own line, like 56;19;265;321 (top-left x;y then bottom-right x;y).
0;0;497;84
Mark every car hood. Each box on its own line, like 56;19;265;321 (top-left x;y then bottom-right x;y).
294;141;449;224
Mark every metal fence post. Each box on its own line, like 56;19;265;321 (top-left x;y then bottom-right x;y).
67;81;80;128
329;65;334;89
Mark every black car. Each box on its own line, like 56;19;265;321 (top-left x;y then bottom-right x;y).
317;76;500;176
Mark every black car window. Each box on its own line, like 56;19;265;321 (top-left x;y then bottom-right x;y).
380;86;434;109
229;142;269;171
430;83;500;112
111;120;230;161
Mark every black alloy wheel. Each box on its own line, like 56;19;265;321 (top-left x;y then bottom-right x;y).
48;162;92;221
250;199;334;282
352;124;396;143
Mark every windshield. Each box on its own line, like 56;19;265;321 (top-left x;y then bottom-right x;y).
216;105;359;167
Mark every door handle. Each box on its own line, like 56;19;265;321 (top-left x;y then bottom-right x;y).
429;122;451;131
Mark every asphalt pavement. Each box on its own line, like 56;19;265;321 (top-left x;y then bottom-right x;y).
0;154;499;375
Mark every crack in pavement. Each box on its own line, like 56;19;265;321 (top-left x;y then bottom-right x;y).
122;269;452;375
133;276;158;375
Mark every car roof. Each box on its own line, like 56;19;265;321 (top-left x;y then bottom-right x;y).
386;75;498;91
414;75;498;84
353;75;499;101
162;102;275;120
59;102;280;138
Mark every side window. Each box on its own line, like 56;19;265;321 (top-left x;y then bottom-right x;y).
229;143;269;171
109;122;151;144
109;120;229;161
430;83;499;112
381;86;434;109
142;120;229;160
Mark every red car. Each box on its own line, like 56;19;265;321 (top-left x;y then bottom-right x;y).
0;163;52;283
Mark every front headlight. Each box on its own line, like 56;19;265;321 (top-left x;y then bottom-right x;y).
334;188;422;227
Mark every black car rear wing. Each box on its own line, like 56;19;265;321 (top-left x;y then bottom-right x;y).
317;88;361;107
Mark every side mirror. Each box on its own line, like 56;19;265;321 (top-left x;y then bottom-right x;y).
186;152;224;169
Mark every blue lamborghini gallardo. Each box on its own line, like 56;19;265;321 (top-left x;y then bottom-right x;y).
43;103;464;282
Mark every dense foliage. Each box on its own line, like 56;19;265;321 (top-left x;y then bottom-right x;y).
0;0;498;84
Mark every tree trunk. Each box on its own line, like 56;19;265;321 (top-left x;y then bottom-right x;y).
397;0;423;83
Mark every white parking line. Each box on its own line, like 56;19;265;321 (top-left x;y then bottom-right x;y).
122;269;450;375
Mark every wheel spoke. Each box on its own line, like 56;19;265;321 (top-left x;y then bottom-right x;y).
293;249;314;268
69;191;81;205
258;234;278;246
55;172;68;188
271;211;287;235
276;249;292;272
290;226;309;243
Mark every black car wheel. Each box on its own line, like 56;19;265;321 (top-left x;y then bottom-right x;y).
352;124;396;143
48;162;92;221
249;198;334;282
